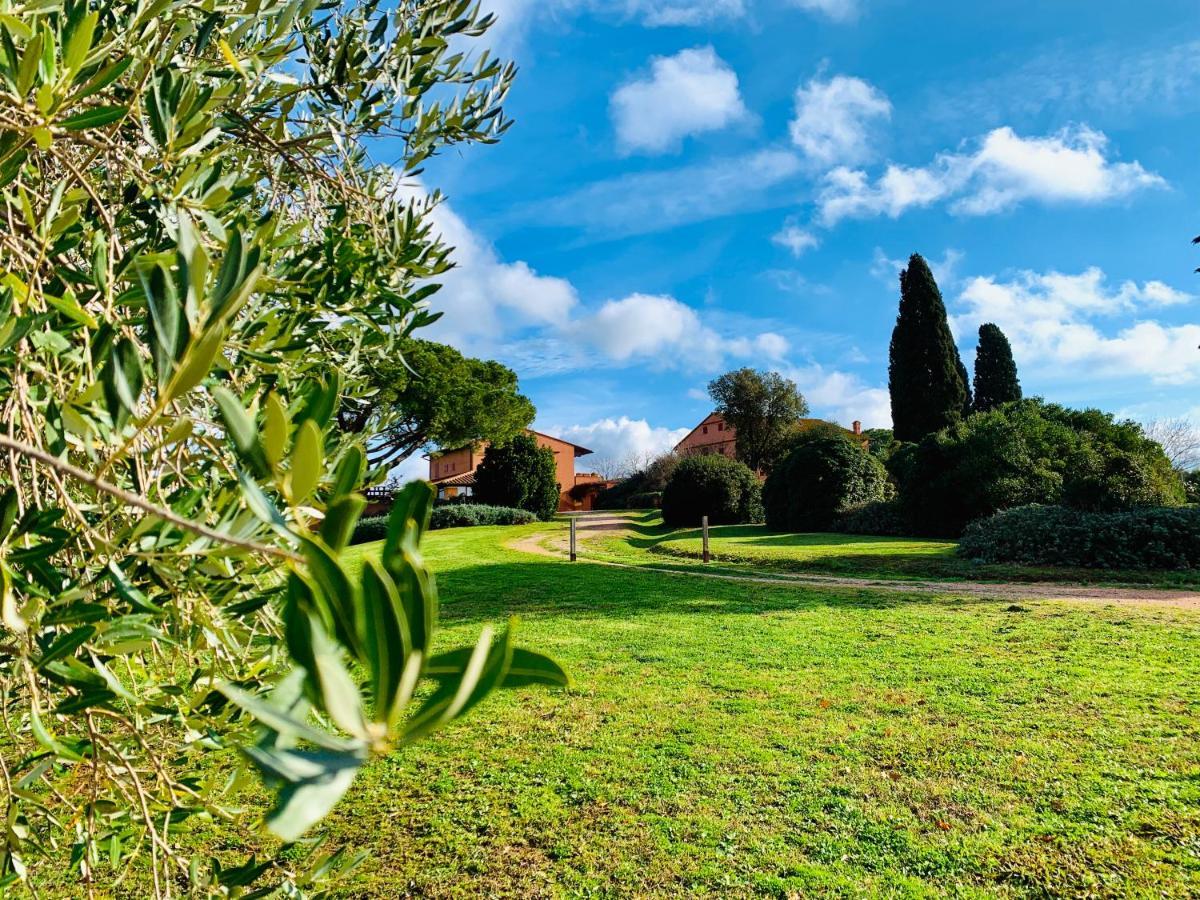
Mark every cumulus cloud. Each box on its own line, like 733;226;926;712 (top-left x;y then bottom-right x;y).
571;293;788;369
390;182;577;352
789;75;891;167
552;416;691;468
953;267;1200;384
773;222;820;257
818;125;1164;226
785;363;891;428
611;46;747;154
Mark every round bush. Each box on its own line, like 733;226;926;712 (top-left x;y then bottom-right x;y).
764;434;890;532
661;455;762;527
959;505;1200;569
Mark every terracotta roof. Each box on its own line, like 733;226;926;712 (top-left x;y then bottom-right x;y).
431;471;476;487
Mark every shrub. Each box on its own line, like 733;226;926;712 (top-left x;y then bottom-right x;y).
959;505;1200;569
596;452;678;509
351;515;392;544
626;491;664;509
429;504;539;530
474;433;561;520
893;399;1185;536
831;500;911;536
661;455;762;527
764;434;890;532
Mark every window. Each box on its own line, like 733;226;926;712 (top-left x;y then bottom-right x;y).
702;426;708;434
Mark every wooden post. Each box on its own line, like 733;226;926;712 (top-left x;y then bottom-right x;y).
569;516;577;562
702;515;710;564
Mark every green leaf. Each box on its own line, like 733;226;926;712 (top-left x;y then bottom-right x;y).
62;11;97;76
218;682;361;753
331;446;364;499
426;645;570;689
359;558;411;724
166;324;224;401
30;703;83;762
213;386;268;477
262;392;288;467
59;104;126;130
1;563;24;634
242;745;363;843
310;625;367;740
16;32;42;96
319;493;364;553
0;488;18;544
288;420;322;504
401;625;511;745
36;625;95;670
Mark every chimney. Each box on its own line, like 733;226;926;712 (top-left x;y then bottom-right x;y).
852;420;862;435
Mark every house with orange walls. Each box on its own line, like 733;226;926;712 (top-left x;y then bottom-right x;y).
427;430;599;511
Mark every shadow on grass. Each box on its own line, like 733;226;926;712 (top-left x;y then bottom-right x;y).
431;557;1004;627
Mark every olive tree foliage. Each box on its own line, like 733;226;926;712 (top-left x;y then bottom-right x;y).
0;1;566;896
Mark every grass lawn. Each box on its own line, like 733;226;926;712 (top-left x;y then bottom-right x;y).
316;524;1200;897
580;511;1200;588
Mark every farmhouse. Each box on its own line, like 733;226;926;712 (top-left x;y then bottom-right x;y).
428;430;606;511
674;412;867;460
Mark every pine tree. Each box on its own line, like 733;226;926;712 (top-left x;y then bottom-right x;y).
972;323;1022;412
888;253;970;442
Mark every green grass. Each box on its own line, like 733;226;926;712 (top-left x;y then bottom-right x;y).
579;511;1200;588
319;524;1200;896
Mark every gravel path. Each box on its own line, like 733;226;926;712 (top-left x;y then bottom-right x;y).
507;514;1200;609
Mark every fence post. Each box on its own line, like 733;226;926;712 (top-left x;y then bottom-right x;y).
569;516;577;562
702;515;710;564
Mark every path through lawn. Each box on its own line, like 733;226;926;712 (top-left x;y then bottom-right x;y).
331;524;1200;897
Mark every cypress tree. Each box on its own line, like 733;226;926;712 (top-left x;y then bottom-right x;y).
888;253;970;442
972;323;1022;412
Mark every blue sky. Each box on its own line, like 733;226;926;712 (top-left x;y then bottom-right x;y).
396;0;1200;475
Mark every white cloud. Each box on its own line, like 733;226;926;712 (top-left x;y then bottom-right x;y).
785;0;860;22
789;75;890;167
572;294;788;369
526;148;803;237
611;46;747;154
785;363;891;428
552;417;691;467
953;268;1200;385
392;183;577;351
773;222;820;257
818;125;1164;226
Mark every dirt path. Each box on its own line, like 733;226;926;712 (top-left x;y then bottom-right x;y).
507;514;1200;610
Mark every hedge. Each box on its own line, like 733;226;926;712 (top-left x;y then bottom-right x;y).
958;505;1200;569
351;504;537;543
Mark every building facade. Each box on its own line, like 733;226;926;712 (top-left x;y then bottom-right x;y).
427;430;598;512
674;412;867;462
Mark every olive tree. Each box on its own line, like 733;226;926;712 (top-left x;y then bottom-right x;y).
0;1;564;895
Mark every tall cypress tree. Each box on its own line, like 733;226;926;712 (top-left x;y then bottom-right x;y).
972;323;1022;413
888;253;970;442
